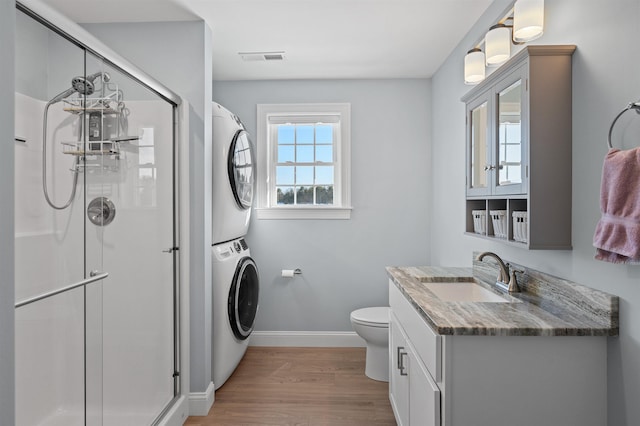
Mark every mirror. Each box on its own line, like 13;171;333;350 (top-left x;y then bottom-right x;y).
497;80;522;185
470;101;488;189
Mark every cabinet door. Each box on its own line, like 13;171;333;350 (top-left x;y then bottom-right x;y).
466;93;491;197
493;66;527;195
408;349;441;426
389;314;410;426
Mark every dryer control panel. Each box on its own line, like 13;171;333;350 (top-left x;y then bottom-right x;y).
213;238;249;261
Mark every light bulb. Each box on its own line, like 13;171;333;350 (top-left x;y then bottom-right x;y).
464;48;486;85
513;0;544;42
485;24;511;66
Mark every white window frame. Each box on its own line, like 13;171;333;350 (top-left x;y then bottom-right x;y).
256;103;352;220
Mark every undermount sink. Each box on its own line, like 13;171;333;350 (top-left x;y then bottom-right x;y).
424;282;510;303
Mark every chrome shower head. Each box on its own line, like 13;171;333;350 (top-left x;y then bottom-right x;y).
48;72;111;104
71;75;95;96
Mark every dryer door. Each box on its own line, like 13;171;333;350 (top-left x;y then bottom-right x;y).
227;130;255;210
228;257;259;340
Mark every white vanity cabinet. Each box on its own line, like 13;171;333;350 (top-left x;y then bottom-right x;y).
389;281;608;426
462;45;575;249
389;314;440;426
389;282;441;426
389;318;410;426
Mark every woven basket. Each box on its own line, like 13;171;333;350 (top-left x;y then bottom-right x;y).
512;211;528;243
472;210;486;235
489;210;508;239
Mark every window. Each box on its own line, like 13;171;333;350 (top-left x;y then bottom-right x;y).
256;103;351;219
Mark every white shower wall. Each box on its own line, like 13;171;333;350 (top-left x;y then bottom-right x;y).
15;92;87;426
15;92;175;426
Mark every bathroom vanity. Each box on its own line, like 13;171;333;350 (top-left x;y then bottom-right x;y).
387;258;618;426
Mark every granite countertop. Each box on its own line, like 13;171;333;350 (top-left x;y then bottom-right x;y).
387;261;619;337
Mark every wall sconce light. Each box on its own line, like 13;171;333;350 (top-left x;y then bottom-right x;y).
485;24;511;66
464;48;486;85
513;0;544;42
463;0;544;84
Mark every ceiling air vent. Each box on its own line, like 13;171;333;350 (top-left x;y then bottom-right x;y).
239;51;286;62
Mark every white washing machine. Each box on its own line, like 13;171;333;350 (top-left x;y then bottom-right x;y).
212;102;255;244
212;237;259;389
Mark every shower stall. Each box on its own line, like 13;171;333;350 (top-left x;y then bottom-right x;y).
14;3;182;425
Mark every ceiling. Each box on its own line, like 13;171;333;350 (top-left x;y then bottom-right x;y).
40;0;493;81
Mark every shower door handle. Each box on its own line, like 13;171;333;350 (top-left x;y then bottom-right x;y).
15;272;109;308
162;247;179;253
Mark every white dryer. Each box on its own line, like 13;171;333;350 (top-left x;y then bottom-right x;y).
212;102;255;244
212;237;259;389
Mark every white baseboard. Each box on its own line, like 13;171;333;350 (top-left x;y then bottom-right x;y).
249;331;365;347
157;396;189;426
188;381;215;417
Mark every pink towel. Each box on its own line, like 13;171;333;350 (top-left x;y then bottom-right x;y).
593;147;640;264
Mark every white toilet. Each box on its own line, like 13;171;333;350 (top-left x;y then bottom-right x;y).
350;307;390;382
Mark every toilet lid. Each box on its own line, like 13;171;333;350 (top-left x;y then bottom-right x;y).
350;307;390;327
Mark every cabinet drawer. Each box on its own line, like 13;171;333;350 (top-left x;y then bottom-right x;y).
389;281;441;381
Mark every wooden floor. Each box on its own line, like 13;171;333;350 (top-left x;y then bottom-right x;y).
184;347;397;426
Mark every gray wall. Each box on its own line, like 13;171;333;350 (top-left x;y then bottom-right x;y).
82;21;214;394
430;1;640;424
0;0;15;423
15;8;48;100
213;79;431;331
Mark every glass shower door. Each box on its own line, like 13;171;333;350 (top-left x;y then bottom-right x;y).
16;8;177;425
85;57;177;425
15;9;106;425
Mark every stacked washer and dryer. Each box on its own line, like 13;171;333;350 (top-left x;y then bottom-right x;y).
211;102;259;390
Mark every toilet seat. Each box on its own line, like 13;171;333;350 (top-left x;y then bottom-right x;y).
350;307;390;328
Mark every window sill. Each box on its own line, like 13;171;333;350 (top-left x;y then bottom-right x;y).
255;206;352;220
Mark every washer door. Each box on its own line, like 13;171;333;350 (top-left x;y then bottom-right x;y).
227;130;255;210
228;257;259;340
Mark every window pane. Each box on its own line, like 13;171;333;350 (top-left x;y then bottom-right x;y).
278;145;294;163
296;166;313;185
316;186;333;204
315;145;332;163
505;145;521;163
315;166;334;185
278;125;295;143
296;125;314;144
505;123;521;143
499;165;521;184
316;124;333;143
276;166;294;185
296;145;314;163
277;186;294;204
296;186;313;204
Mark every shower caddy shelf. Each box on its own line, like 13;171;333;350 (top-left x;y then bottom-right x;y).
61;137;140;158
61;140;119;156
60;88;138;157
62;90;122;115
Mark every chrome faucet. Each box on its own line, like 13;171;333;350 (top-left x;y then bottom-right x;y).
476;252;521;293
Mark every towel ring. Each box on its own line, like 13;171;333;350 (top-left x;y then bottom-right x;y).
607;100;640;149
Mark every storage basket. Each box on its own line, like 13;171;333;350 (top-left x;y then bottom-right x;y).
489;210;508;239
512;211;529;243
471;210;486;235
